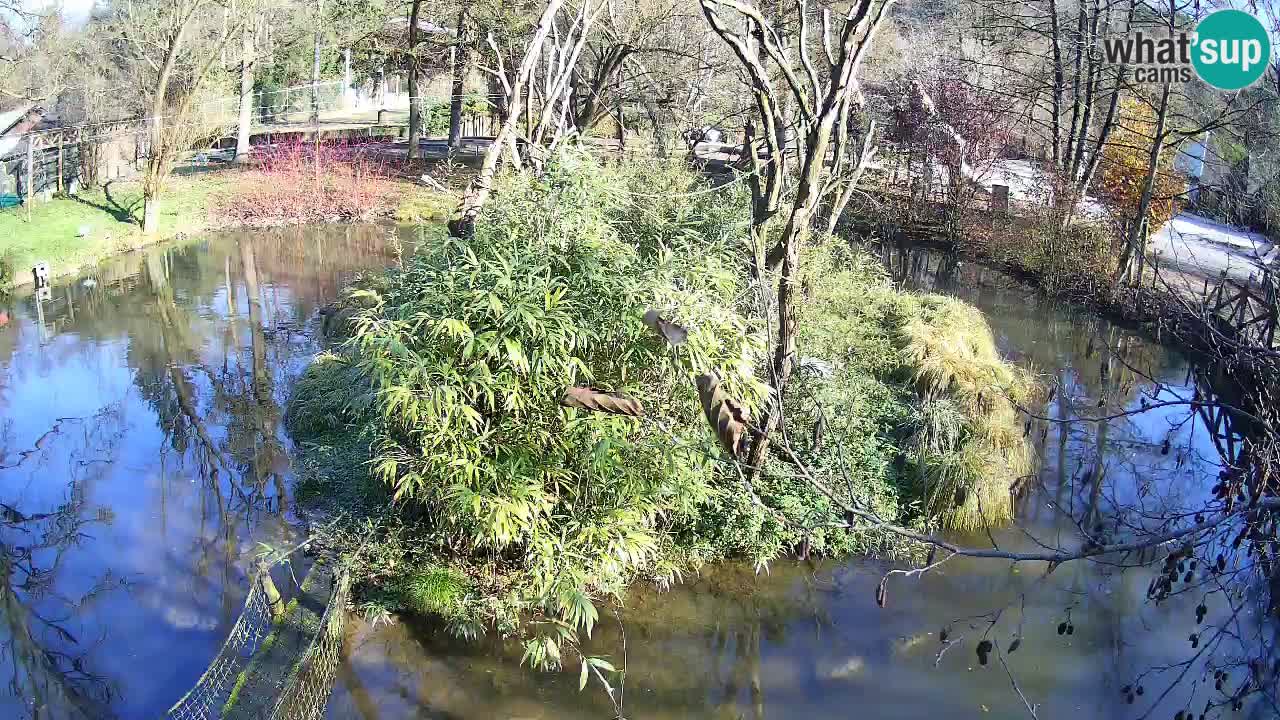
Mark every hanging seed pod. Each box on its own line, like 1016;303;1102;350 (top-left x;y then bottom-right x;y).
1136;685;1144;696
1217;554;1227;572
1184;570;1193;583
1196;604;1207;623
1189;633;1199;648
1066;623;1074;635
695;373;751;459
560;387;645;416
1024;420;1032;437
1057;622;1068;635
1162;438;1171;455
976;640;992;665
939;627;949;643
642;309;689;346
1007;637;1021;654
875;577;887;608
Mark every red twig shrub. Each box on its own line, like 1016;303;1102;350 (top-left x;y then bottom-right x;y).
218;139;402;226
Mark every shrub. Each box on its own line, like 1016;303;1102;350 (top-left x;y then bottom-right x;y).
289;152;1038;661
1098;97;1186;237
309;152;767;656
217;139;401;226
897;296;1037;530
793;236;1038;532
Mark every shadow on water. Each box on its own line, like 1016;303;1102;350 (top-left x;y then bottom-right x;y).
0;223;419;719
326;240;1274;720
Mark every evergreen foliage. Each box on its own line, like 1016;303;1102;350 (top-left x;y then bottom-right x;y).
288;152;1037;666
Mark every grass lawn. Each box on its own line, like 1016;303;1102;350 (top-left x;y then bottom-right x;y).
0;169;237;287
0;164;457;288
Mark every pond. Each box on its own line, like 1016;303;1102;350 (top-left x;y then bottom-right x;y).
0;224;415;718
0;229;1257;719
324;242;1258;720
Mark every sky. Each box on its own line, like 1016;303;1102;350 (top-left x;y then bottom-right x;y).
22;0;96;25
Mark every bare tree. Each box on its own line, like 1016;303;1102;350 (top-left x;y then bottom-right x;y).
450;0;604;237
447;3;473;153
698;0;892;474
104;0;240;233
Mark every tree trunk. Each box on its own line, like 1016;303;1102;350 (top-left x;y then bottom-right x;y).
235;21;255;162
407;0;424;160
311;0;323;128
451;0;571;238
447;5;470;153
1117;81;1171;286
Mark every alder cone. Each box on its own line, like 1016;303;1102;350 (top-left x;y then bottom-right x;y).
695;373;751;458
560;387;645;417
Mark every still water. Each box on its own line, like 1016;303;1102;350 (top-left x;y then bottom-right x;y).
0;230;1257;719
0;225;410;718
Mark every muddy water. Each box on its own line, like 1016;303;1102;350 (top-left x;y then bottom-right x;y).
326;243;1259;720
0;224;419;719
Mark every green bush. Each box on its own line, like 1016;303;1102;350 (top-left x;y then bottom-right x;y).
306;152;767;656
289;152;1038;664
791;236;1038;532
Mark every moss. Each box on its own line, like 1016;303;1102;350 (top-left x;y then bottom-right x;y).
221;669;250;716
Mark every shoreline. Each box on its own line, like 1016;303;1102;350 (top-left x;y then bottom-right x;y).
1;165;457;291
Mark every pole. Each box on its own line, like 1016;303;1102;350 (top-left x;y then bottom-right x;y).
26;136;34;220
57;136;64;194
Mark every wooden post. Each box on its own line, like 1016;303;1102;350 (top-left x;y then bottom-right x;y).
25;136;34;220
56;135;64;194
259;562;284;622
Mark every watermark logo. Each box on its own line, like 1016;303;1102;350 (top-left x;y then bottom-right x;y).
1101;9;1272;90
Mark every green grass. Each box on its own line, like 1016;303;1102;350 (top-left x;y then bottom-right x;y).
0;167;458;289
0;172;232;287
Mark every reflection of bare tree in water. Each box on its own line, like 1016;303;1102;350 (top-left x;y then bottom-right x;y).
138;247;272;629
236;239;289;513
0;428;125;718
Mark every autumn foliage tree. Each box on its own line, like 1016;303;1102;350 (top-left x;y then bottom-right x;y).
1097;97;1186;253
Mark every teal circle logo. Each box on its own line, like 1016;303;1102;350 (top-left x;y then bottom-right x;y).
1192;10;1272;90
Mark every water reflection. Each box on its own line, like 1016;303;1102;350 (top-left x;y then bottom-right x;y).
328;241;1261;720
0;224;409;719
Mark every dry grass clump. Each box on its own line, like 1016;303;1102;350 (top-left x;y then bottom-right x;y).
897;295;1038;531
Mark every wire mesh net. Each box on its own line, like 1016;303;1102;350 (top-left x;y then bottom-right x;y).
165;574;275;720
267;566;352;720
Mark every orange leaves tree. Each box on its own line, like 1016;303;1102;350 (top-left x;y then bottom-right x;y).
1097;97;1186;249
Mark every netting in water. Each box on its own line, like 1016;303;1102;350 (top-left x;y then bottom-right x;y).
165;574;274;720
267;567;352;720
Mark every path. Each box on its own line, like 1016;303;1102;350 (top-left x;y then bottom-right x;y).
1149;212;1274;284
